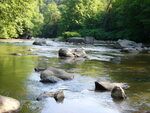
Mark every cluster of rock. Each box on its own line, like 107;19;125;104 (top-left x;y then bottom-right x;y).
115;39;150;54
95;80;129;100
34;48;88;103
0;95;20;113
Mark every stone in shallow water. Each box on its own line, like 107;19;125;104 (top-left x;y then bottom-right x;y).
111;86;126;100
36;90;64;103
40;67;74;83
0;95;20;113
54;90;64;103
58;48;87;58
33;39;46;46
95;81;129;91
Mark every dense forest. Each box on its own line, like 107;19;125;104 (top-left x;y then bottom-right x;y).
0;0;149;42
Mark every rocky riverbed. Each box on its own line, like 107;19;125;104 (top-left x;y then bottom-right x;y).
0;39;150;113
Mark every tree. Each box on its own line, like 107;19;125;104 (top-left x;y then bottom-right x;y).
61;0;106;31
0;0;38;38
41;2;61;37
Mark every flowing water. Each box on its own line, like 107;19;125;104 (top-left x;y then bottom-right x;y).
0;40;150;113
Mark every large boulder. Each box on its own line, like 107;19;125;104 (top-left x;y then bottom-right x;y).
0;95;20;113
68;37;85;44
58;48;74;57
95;81;129;91
33;39;46;46
111;86;126;100
58;48;86;58
36;90;64;103
40;67;73;83
115;39;143;49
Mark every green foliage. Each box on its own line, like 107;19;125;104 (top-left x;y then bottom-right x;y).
40;2;61;38
53;36;66;41
105;0;150;42
62;32;81;40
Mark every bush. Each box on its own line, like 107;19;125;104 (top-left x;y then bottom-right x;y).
53;36;66;42
77;29;115;40
62;31;81;40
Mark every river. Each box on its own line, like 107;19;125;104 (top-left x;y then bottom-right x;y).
0;39;150;113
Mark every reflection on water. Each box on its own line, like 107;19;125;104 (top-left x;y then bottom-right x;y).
0;41;150;113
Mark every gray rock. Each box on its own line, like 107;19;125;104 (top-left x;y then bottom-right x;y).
58;48;86;58
111;86;126;100
84;36;95;44
33;39;46;46
0;95;20;113
95;81;129;91
68;37;85;44
40;67;73;83
59;48;74;57
36;92;55;101
54;90;65;103
36;90;64;103
116;39;143;49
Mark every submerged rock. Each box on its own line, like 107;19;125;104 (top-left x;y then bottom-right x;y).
58;48;86;58
121;48;140;54
110;57;121;64
59;57;85;64
111;86;126;100
34;67;46;72
40;67;73;83
10;53;22;56
95;81;129;91
36;92;55;101
33;39;46;46
36;90;64;103
121;47;150;54
0;95;20;113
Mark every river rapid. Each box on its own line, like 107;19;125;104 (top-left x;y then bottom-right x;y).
0;39;150;113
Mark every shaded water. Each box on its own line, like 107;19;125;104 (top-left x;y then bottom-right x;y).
0;40;150;113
